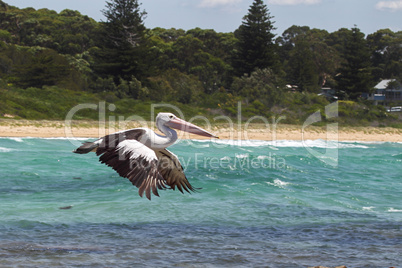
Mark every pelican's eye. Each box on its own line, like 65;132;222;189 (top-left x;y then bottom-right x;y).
169;115;174;119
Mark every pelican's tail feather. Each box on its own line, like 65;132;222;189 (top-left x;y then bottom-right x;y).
73;141;99;154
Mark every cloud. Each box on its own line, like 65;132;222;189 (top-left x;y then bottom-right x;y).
198;0;242;8
267;0;321;5
376;0;402;11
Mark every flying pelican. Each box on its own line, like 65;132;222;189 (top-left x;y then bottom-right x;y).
73;113;218;200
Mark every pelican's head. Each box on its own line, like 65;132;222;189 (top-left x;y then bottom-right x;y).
156;113;176;125
156;113;218;138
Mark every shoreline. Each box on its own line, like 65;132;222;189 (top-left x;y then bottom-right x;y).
0;119;401;142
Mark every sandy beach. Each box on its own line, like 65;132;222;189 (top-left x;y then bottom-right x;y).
0;119;400;142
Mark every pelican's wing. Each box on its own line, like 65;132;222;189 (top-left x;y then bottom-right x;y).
96;129;168;200
74;128;146;155
155;149;196;194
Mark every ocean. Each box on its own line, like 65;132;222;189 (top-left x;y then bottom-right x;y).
0;137;401;267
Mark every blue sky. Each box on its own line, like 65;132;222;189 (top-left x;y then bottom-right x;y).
4;0;402;35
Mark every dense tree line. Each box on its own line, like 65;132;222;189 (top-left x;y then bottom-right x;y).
0;0;401;115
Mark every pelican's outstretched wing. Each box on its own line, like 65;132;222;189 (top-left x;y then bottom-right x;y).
74;128;167;200
96;138;168;200
155;149;196;194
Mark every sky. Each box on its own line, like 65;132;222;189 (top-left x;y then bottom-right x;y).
3;0;402;35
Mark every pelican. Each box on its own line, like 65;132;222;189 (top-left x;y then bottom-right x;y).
73;113;218;200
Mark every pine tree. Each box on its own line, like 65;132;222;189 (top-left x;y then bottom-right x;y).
335;27;374;100
233;0;278;76
94;0;148;82
102;0;147;48
288;39;320;92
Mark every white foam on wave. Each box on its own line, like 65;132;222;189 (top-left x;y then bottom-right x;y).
193;139;270;147
178;140;210;148
362;206;375;211
0;137;90;141
0;147;14;152
274;179;290;186
235;153;249;159
0;137;395;149
267;179;290;188
37;137;93;141
44;137;91;140
191;139;371;149
388;208;402;212
8;137;24;143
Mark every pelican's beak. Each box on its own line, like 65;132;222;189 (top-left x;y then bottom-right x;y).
166;118;219;138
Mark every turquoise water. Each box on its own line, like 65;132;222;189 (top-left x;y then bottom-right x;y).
0;137;401;267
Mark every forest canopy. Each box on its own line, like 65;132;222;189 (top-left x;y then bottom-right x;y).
0;0;401;126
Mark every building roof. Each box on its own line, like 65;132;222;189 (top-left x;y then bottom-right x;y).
374;79;396;89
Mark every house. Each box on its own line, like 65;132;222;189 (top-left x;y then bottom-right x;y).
363;79;402;106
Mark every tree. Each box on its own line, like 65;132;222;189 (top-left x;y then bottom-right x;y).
276;25;310;59
231;68;284;107
367;29;402;81
102;0;147;48
287;39;319;92
335;27;374;100
170;34;230;93
0;1;8;11
147;69;203;103
10;49;71;88
94;0;148;82
233;0;278;76
147;28;235;93
278;25;340;91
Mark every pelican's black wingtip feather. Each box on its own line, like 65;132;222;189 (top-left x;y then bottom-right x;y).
73;142;98;154
193;187;202;193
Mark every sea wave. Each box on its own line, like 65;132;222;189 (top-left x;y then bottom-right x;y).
192;139;372;149
7;137;24;143
388;208;402;212
235;153;249;159
0;147;14;152
0;137;90;141
266;179;291;188
362;206;375;211
0;136;400;267
0;137;397;149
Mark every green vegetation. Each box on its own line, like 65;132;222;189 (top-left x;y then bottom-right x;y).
233;0;279;76
335;27;374;100
0;0;401;127
0;85;210;121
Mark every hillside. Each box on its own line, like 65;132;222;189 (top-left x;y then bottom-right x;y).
0;1;401;127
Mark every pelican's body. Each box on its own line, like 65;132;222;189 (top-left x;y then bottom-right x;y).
74;113;218;200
